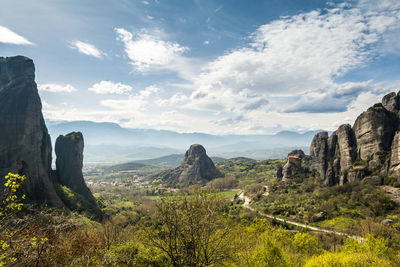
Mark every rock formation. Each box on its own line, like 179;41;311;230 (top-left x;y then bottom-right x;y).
282;149;305;181
55;132;98;207
389;130;400;178
275;166;283;180
0;56;99;216
310;132;329;181
335;124;357;171
0;56;62;206
310;91;400;186
353;104;396;160
151;144;221;186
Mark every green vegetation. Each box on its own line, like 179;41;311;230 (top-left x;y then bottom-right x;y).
217;159;284;189
55;184;102;219
217;158;399;239
0;173;26;266
257;177;398;235
103;162;147;173
3;155;400;266
3;184;400;266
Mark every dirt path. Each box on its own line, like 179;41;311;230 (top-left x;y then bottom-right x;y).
237;191;363;243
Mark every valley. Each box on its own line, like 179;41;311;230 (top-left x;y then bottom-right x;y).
2;0;400;263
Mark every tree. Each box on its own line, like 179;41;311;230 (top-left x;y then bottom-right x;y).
0;173;26;266
249;232;290;267
0;173;26;220
145;190;233;266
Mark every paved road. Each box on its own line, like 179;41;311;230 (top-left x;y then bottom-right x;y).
237;191;364;243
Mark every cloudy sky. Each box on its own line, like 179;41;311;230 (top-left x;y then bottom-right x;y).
1;0;400;134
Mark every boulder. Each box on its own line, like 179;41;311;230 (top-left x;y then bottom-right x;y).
343;167;367;183
310;211;327;222
363;176;381;186
381;219;394;226
0;56;62;206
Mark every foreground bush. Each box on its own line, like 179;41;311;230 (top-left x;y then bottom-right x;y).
145;190;234;266
305;251;391;267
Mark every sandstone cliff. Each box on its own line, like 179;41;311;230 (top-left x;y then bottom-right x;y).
0;56;62;206
282;149;305;181
151;144;221;186
310;91;400;186
0;56;99;216
55;132;98;207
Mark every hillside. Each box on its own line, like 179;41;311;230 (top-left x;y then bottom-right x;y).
132;154;226;167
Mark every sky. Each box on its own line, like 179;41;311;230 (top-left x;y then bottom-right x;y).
1;0;400;135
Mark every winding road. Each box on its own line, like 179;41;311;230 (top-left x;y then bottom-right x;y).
237;191;364;243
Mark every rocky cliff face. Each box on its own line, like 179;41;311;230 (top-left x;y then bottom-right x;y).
353;104;396;160
282;149;305;181
0;56;99;215
310;132;329;182
151;144;221;186
55;132;98;207
390;131;400;177
0;56;62;206
310;91;400;186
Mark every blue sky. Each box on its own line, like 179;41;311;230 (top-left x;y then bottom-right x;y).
1;0;400;134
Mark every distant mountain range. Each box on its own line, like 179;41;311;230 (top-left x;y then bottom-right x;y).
133;154;226;168
46;120;321;164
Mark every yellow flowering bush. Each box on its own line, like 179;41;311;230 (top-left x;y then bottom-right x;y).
0;173;26;266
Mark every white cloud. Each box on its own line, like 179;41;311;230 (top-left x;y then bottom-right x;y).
195;9;372;96
70;40;105;58
38;83;77;93
284;81;376;113
88;81;133;94
100;85;159;110
182;1;400;115
40;1;400;135
157;92;188;107
0;25;34;45
203;40;210;45
115;28;188;72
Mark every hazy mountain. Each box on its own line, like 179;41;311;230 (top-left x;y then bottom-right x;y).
46;120;319;164
103;162;147;173
132;154;226;168
133;154;184;167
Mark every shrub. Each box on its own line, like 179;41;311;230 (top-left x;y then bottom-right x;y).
249;232;291;267
305;251;391;267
